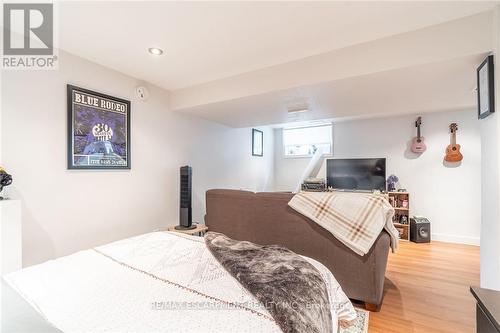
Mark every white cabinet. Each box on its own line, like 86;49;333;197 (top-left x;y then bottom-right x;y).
0;199;22;274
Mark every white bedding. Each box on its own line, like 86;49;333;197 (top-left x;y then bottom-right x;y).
4;231;357;333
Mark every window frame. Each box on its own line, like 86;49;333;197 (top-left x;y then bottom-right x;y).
282;123;333;159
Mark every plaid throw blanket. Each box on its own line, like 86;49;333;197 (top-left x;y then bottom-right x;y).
288;191;398;256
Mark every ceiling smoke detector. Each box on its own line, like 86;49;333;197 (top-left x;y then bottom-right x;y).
136;86;149;101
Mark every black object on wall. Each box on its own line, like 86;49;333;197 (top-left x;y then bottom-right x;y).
477;55;495;119
176;166;196;230
410;217;431;243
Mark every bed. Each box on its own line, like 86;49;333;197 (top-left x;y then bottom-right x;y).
3;231;357;332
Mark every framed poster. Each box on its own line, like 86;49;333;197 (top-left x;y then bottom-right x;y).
67;85;131;169
477;55;495;119
252;128;263;156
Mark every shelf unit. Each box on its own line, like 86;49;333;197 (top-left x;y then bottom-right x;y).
388;192;410;241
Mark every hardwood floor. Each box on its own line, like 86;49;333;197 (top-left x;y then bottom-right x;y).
367;240;480;333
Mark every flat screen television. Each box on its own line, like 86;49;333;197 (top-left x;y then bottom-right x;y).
326;158;386;191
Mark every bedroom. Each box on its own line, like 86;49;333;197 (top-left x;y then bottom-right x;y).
1;1;499;333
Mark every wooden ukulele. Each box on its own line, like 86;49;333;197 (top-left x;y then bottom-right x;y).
445;123;463;162
411;117;427;153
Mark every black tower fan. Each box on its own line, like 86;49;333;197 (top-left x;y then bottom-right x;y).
176;166;196;230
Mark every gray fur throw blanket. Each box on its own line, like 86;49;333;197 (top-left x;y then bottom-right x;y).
204;232;332;333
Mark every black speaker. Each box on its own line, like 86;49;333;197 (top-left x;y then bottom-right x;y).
410;217;431;243
176;166;196;230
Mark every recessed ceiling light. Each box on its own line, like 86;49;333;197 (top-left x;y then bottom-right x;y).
148;47;163;56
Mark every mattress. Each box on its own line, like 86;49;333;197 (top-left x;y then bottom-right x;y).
3;231;357;332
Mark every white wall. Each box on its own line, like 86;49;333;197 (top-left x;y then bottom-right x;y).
1;51;273;267
480;5;500;291
274;109;481;245
188;124;274;221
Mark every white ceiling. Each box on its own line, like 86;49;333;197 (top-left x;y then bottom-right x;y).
58;1;498;91
179;54;486;127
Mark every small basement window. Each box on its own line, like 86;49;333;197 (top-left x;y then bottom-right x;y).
283;124;332;157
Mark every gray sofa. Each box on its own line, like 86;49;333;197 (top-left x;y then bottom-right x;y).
205;189;391;311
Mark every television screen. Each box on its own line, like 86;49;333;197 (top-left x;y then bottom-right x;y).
326;158;386;191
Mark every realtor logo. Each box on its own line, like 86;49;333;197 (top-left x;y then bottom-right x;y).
2;3;58;69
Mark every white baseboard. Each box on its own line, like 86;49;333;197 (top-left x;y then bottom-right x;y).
431;233;480;246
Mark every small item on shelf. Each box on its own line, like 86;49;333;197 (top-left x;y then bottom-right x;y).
387;174;399;192
0;167;13;200
398;188;407;192
388;190;410;240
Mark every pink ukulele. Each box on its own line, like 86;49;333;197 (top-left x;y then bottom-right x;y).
411;117;427;153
